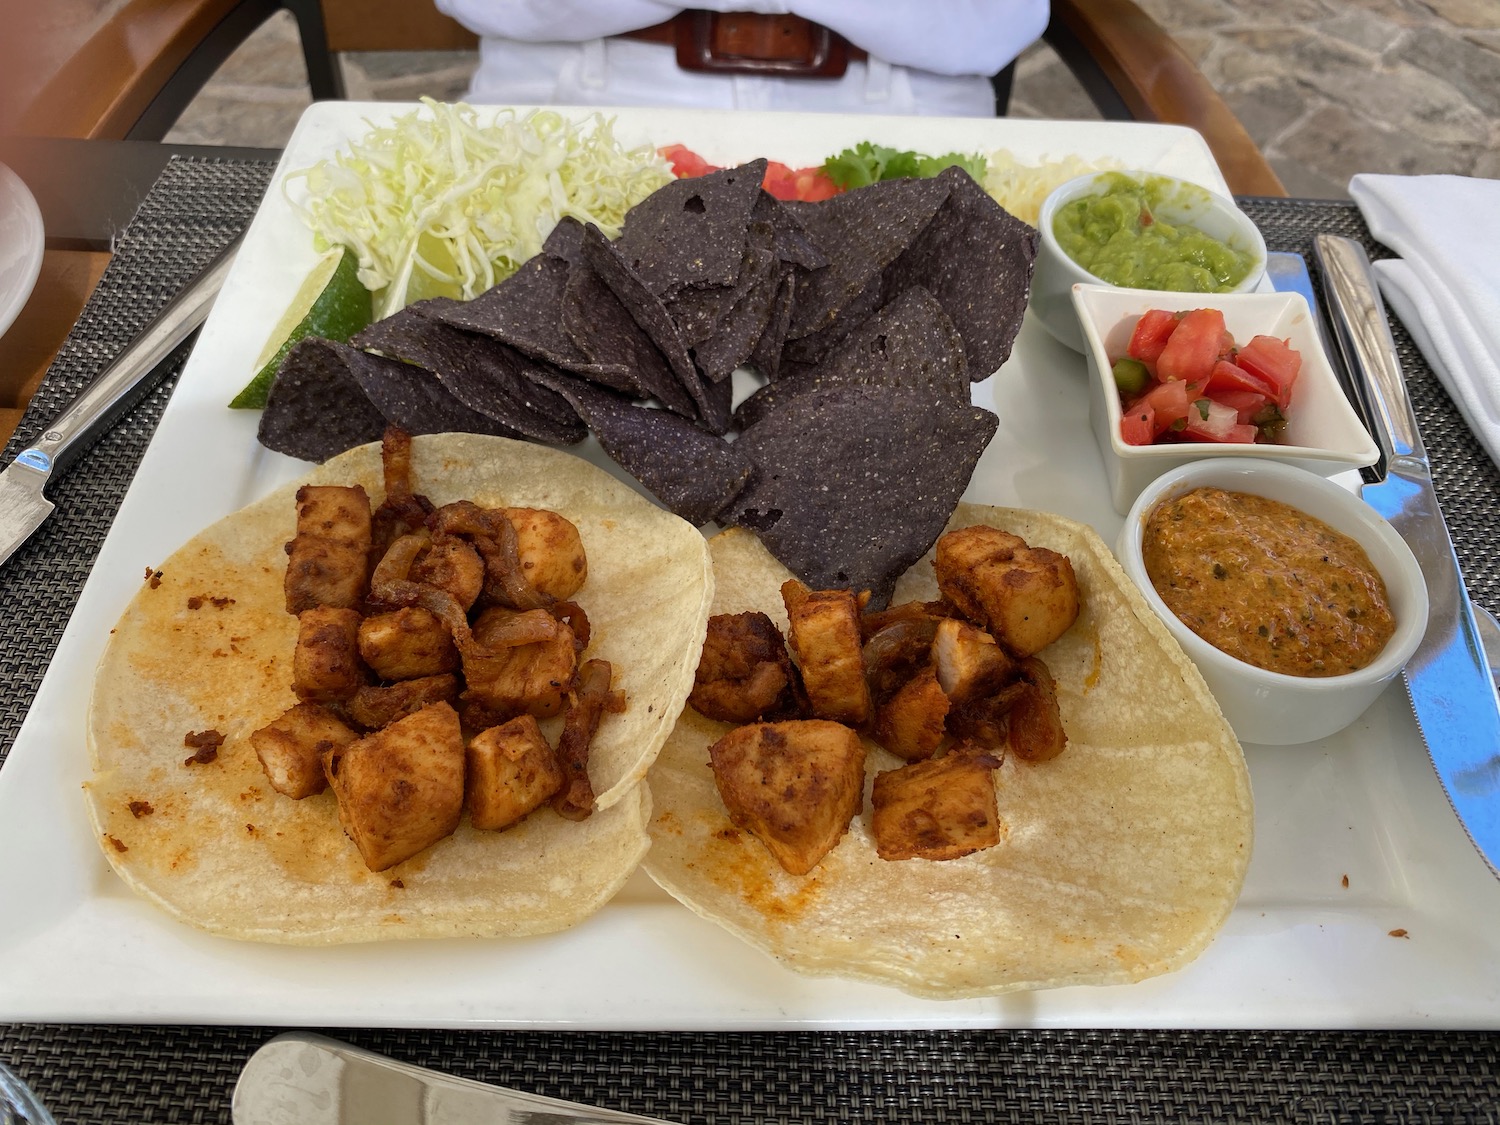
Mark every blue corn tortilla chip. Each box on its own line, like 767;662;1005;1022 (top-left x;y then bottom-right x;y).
727;382;998;607
756;190;827;271
345;346;524;440
352;301;586;445
665;220;777;347
690;245;784;385
614;160;768;297
536;376;753;527
561;259;697;417
748;267;796;382
431;250;637;394
580;223;726;433
881;165;1037;380
736;287;968;429
783;176;950;342
542;214;587;264
258;338;388;462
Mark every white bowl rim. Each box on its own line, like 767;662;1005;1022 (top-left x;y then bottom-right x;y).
1037;168;1268;291
1074;283;1381;467
1118;457;1429;689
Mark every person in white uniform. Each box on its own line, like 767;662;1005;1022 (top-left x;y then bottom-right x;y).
436;1;1049;117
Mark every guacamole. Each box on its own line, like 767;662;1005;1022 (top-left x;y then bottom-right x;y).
1053;173;1256;292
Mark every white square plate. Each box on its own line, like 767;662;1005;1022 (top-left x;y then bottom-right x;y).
2;103;1498;1029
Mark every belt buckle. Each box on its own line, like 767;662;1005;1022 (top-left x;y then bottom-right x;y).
676;11;850;78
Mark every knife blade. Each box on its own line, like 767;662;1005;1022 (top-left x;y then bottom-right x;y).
1315;232;1500;879
0;234;240;570
232;1033;682;1125
1265;249;1382;482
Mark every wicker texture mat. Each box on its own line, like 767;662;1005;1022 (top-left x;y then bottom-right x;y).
1;162;1498;1123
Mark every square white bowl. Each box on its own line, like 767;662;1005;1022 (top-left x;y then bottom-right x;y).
1073;283;1381;514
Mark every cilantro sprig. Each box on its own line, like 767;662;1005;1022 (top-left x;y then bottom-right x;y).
822;142;988;190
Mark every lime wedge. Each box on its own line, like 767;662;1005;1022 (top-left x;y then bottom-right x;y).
229;246;373;409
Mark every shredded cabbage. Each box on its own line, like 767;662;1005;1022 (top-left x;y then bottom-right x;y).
284;99;672;319
982;149;1123;227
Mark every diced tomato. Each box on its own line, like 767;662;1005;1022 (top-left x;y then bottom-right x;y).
1127;308;1180;364
1205;358;1276;399
761;161;799;200
1235;334;1302;410
1130;378;1194;436
1183;397;1257;443
659;144;719;179
1212;388;1270;425
791;166;841;201
1120;404;1156;446
761;160;841;201
1156;308;1227;384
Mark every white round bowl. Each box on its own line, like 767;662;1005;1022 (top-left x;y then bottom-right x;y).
1031;170;1267;352
1116;458;1428;746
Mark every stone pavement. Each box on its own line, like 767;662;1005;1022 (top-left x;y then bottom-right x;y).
46;0;1500;200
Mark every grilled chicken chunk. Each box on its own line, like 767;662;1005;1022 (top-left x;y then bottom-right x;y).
708;719;866;876
1008;657;1068;763
465;714;565;830
931;618;1015;705
874;664;950;762
250;702;358;799
871;749;1002;861
781;581;872;727
291;606;365;703
346;673;461;731
324;701;466;871
409;536;485;611
283;485;372;614
933;525;1079;657
690;611;804;724
461;607;577;721
357;607;459;681
499;507;588;602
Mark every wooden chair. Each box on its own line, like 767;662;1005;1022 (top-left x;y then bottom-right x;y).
3;0;1285;196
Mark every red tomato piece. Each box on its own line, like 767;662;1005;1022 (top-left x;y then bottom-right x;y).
1236;335;1302;410
792;166;841;201
761;161;799;200
1156;308;1227;384
659;144;720;178
1131;378;1194;436
1205;358;1276;399
1212;388;1270;426
1120;404;1156;446
1127;309;1180;364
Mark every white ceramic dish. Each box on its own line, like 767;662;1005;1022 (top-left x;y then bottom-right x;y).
1116;458;1427;746
0;163;44;342
2;103;1499;1030
1074;284;1381;514
1032;170;1266;352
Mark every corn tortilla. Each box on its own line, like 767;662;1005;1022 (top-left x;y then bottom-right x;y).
86;434;713;944
642;506;1253;998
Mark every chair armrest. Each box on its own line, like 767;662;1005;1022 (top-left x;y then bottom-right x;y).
1044;0;1286;197
9;0;283;141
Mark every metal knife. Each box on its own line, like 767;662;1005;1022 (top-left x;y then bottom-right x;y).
232;1033;681;1125
0;234;241;569
1315;232;1500;878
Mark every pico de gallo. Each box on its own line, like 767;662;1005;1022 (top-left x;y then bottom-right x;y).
1114;307;1301;446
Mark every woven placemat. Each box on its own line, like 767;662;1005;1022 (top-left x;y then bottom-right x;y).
3;164;1499;1124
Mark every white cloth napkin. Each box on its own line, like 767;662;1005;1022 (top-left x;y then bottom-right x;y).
1349;173;1500;469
